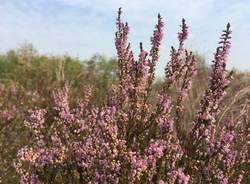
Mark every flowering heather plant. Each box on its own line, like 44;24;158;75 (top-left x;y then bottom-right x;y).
0;81;46;183
15;8;249;183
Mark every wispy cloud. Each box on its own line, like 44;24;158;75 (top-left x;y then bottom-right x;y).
0;0;249;74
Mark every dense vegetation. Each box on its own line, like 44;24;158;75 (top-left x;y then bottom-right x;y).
0;9;249;184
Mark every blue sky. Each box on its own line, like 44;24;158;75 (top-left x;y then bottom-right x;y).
0;0;249;75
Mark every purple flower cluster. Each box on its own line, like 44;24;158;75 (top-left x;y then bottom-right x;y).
15;8;249;183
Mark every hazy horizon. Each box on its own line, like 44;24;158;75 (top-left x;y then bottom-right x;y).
1;0;250;75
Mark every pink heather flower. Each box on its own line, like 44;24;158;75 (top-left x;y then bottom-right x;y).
156;116;174;133
158;180;165;184
25;108;47;130
236;173;244;184
15;8;249;184
192;23;232;148
74;85;92;118
146;139;166;159
148;13;164;82
20;174;42;184
178;19;188;53
177;51;197;99
150;13;164;63
137;44;149;87
115;7;130;60
164;19;190;88
53;82;75;123
167;168;190;184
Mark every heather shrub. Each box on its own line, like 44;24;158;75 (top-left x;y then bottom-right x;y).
0;50;117;183
0;82;42;182
14;8;249;183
